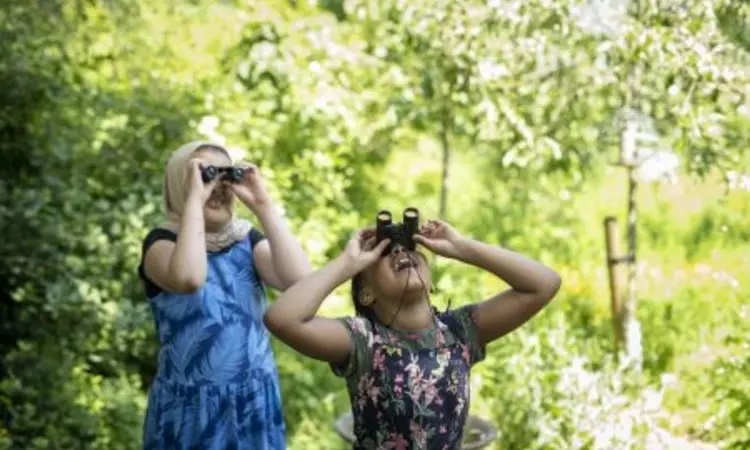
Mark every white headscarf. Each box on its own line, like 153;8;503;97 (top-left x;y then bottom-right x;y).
162;140;252;252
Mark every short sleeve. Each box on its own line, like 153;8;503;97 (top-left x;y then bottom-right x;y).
142;228;177;256
138;228;178;298
330;316;375;380
248;228;266;248
442;305;486;366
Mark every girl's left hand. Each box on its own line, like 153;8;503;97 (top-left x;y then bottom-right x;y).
413;219;466;260
230;162;272;211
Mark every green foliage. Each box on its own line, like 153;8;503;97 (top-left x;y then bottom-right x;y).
1;0;748;449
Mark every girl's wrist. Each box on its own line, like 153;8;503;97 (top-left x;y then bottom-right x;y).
250;200;277;220
451;236;477;262
185;193;205;210
334;253;361;280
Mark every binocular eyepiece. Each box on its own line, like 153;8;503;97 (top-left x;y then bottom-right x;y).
200;165;245;184
375;207;420;255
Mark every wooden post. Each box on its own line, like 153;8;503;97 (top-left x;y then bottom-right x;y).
604;216;625;356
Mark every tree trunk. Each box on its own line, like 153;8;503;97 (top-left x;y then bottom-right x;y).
438;107;451;221
620;124;643;371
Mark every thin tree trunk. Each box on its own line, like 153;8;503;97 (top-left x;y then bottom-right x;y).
438;107;451;221
618;120;642;371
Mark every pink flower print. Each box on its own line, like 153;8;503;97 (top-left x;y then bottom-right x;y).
383;433;408;450
424;383;438;406
435;327;446;347
409;375;424;400
440;425;447;434
373;348;386;371
436;394;445;406
357;375;380;408
394;373;404;398
462;344;471;364
410;421;427;446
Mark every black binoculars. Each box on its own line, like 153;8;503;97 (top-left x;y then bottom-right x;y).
375;207;420;255
200;165;245;184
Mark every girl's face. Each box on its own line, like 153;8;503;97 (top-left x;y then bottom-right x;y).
194;148;235;231
365;246;431;305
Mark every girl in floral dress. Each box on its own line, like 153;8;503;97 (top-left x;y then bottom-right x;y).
264;218;561;449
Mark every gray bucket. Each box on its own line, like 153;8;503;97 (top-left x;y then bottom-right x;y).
333;412;497;449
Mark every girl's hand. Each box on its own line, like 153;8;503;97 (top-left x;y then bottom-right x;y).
230;163;272;212
187;158;219;204
343;228;390;274
414;219;466;260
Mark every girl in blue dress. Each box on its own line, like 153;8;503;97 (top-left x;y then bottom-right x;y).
138;141;311;450
265;215;561;449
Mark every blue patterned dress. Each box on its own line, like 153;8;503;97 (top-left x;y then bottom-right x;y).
139;229;285;450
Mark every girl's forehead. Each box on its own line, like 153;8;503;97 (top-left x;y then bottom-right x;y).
194;147;231;166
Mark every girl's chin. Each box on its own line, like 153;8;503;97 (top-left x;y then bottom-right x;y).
204;208;232;227
393;276;428;294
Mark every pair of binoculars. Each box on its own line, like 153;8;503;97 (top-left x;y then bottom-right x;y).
200;165;246;184
375;207;420;255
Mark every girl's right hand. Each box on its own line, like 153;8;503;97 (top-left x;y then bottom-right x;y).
343;228;390;274
186;158;218;204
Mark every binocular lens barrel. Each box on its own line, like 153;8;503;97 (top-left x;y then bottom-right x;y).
376;210;392;243
377;211;392;225
201;165;218;183
403;207;419;250
229;167;244;182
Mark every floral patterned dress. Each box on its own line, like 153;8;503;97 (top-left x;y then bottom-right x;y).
332;306;486;450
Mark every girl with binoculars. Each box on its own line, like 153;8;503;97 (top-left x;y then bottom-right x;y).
138;141;311;450
265;207;561;449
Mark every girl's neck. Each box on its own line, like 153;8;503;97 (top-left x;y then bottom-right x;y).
374;300;434;332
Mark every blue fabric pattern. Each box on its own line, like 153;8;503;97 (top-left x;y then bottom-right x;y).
142;236;285;450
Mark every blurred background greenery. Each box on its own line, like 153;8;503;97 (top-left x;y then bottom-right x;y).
1;0;749;449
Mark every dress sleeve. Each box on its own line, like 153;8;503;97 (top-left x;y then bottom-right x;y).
138;228;178;298
248;228;266;248
330;316;375;380
442;305;487;366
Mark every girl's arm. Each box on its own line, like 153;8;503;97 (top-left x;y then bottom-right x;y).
230;164;311;290
415;220;560;346
453;238;561;345
252;204;312;291
263;231;389;363
143;160;216;293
